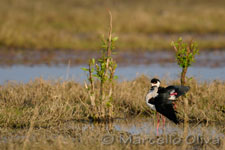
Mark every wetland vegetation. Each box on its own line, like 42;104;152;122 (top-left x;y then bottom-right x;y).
0;0;224;149
0;76;224;128
0;77;224;149
1;0;225;51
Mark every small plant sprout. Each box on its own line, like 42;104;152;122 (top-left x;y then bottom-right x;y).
171;37;199;86
82;10;118;120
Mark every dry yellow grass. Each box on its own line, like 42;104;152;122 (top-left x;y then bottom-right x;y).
0;76;224;129
0;76;224;149
0;0;225;50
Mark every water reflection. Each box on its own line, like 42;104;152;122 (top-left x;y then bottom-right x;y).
0;118;223;147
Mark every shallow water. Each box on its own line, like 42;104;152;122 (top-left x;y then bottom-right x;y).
69;118;224;136
0;118;224;146
0;64;224;84
0;50;225;84
1;50;225;67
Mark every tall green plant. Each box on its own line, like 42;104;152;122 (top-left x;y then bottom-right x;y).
171;38;199;146
171;37;199;85
82;11;118;120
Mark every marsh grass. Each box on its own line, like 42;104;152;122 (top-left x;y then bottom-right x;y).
1;0;225;50
0;76;224;149
0;76;224;129
0;118;223;150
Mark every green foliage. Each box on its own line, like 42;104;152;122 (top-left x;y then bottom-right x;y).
81;11;118;119
171;37;199;85
171;37;199;69
83;36;118;84
81;68;88;71
81;34;118;119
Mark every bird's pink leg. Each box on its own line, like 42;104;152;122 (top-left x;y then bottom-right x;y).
157;112;160;136
162;115;166;128
174;103;176;109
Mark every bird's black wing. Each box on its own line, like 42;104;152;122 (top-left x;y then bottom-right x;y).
155;102;179;124
154;90;180;124
166;85;190;98
148;97;156;105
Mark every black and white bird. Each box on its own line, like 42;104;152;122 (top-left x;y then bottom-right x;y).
146;78;190;132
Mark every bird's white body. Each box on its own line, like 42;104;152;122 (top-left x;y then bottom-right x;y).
146;86;158;111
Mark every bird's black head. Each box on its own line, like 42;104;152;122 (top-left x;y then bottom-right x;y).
151;78;160;84
151;78;161;87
